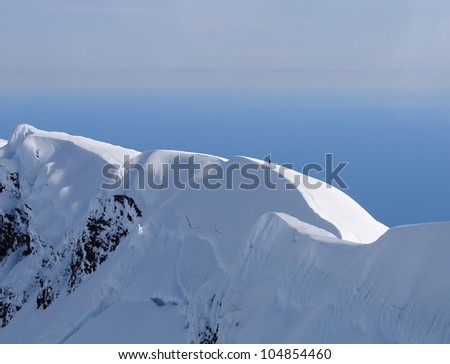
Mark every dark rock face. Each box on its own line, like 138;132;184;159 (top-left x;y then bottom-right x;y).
67;194;142;292
36;276;55;310
0;172;33;260
198;324;219;344
0;208;32;259
0;168;142;328
0;287;28;328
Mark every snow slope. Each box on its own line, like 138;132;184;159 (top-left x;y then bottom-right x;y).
217;214;450;343
0;124;448;343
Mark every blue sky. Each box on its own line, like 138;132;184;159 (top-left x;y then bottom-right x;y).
1;1;450;226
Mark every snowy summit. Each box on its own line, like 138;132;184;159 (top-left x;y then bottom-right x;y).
0;124;449;343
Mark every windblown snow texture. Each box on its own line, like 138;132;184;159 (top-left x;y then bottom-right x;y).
0;124;448;343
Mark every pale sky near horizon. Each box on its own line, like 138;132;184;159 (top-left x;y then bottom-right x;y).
1;0;450;91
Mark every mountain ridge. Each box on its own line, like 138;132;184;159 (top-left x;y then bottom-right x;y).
0;124;448;343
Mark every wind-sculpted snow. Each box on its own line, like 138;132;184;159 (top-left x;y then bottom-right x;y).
216;213;450;343
0;124;448;343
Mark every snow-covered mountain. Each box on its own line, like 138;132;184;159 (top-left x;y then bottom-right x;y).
0;124;448;343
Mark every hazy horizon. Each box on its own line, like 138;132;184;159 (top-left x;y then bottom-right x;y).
1;88;450;227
